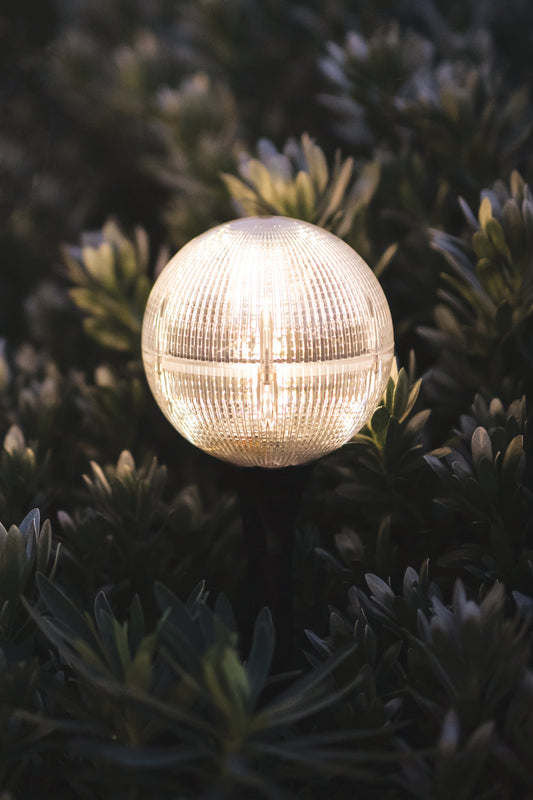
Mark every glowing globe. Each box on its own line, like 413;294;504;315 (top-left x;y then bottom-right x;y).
142;216;394;468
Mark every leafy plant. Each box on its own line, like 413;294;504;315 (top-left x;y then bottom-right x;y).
57;450;242;612
320;24;531;204
0;427;50;526
74;364;148;458
423;171;533;407
28;577;401;799
309;568;533;799
223;133;395;268
318;22;533;352
64;221;153;355
405;580;533;798
314;358;433;588
50;17;240;245
0;508;59;644
425;393;533;591
0;652;48;792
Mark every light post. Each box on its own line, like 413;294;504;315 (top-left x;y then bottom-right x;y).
142;216;394;664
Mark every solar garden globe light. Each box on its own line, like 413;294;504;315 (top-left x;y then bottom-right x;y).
142;216;394;664
142;216;394;463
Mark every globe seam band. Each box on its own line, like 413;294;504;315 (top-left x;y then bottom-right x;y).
151;346;394;376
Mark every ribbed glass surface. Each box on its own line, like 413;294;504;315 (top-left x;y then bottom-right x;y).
142;216;394;468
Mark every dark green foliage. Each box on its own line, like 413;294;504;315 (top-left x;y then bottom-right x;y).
425;394;533;592
308;570;533;799
312;358;433;589
0;509;62;794
318;13;533;358
57;450;242;612
0;509;58;644
320;22;532;205
422;171;533;406
2;0;533;797
0;427;49;526
19;576;399;799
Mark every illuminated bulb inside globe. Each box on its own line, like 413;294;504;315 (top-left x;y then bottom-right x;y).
142;216;394;468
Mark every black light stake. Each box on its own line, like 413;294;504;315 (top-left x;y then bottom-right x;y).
234;463;313;670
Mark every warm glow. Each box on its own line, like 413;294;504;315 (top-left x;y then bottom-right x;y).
142;216;394;468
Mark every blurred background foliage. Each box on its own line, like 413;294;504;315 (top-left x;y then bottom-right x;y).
1;0;533;797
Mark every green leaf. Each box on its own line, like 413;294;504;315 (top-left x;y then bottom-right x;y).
370;405;390;439
18;508;40;538
155;584;204;674
391;369;409;418
82;317;136;352
35;519;52;575
321;156;354;224
373;242;398;278
94;590;114;622
471;427;493;465
438;709;460;755
365;574;395;613
129;594;146;652
203;645;250;735
295;170;315;218
125;633;156;691
305;136;328;193
94;607;124;676
405;408;431;437
36;574;96;645
3;425;26;456
214;593;237;634
484;218;512;262
69;288;110;316
68;739;205;769
0;526;26;600
501;435;525;485
510;170;526;204
478;196;493;229
245;607;275;709
259;644;358;729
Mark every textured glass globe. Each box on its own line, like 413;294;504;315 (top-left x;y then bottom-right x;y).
142;216;394;468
